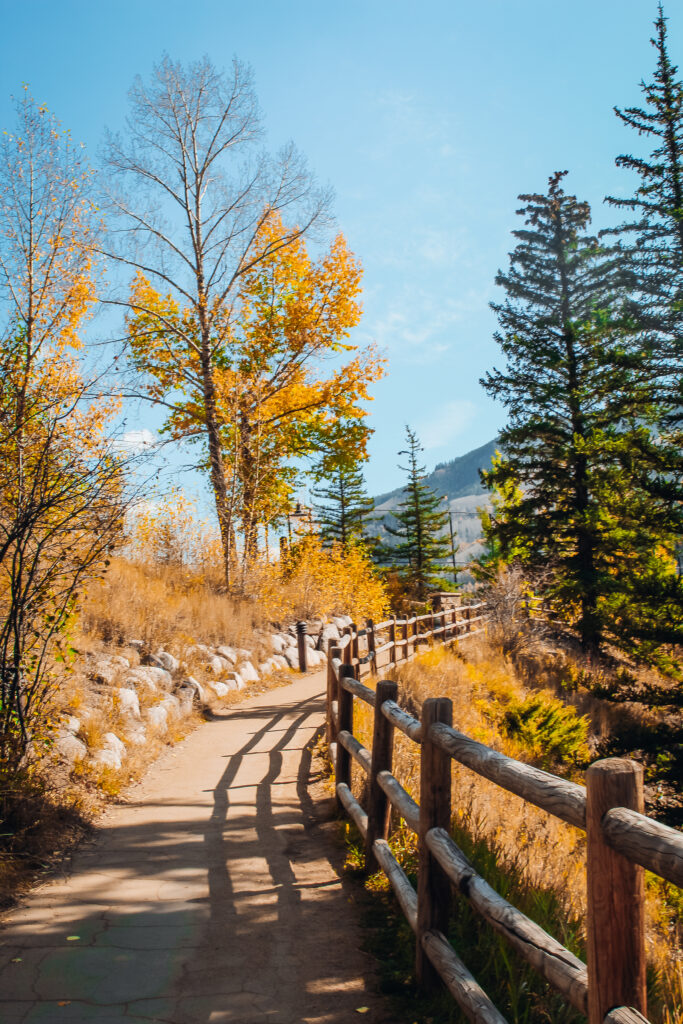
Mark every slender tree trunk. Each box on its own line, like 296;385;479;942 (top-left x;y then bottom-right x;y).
196;285;234;588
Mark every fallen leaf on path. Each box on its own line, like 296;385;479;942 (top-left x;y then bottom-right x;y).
66;936;80;941
356;1009;369;1014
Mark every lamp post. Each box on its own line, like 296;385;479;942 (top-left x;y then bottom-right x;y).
286;501;313;543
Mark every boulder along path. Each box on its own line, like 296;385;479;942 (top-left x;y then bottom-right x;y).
0;671;390;1023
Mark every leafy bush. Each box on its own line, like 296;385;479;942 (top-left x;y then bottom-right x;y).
502;691;589;767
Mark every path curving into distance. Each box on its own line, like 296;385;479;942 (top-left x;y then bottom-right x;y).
0;671;389;1023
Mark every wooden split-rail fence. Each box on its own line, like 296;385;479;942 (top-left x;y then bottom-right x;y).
326;611;683;1024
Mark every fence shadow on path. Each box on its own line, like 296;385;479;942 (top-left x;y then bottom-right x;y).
0;687;385;1024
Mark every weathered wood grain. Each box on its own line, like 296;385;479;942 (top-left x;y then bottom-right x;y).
372;839;418;932
586;759;646;1024
341;675;376;707
603;1008;650;1024
326;643;341;744
377;770;420;832
336;782;368;839
602;806;683;888
426;827;587;1012
365;680;398;873
421;929;508;1024
429;721;586;829
417;698;453;989
381;698;423;742
337;729;372;775
335;665;355;810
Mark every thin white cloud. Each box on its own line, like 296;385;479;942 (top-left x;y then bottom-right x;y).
417;399;477;451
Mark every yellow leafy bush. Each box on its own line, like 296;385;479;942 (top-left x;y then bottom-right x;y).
253;536;388;624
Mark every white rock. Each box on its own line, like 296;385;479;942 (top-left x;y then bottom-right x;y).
258;660;274;676
91;660;118;685
92;732;126;770
145;667;173;688
185;643;213;659
115;687;140;719
55;731;87;762
234;648;251;661
103;732;126;757
182;676;205;702
319;623;340;647
227;671;245;690
124;666;171;691
63;715;80;734
305;635;315;649
146;704;168;732
154;650;179;673
307;649;325;668
110;655;131;668
284;647;300;668
209;656;233;676
174;685;195;714
125;725;147;746
270;634;286;654
237;661;259;684
270;655;289;670
92;747;122;770
216;645;237;665
212;682;230;698
159;694;180;715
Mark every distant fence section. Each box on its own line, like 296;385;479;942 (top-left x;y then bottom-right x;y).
325;612;683;1024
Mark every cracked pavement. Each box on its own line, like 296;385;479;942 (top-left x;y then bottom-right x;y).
0;672;389;1023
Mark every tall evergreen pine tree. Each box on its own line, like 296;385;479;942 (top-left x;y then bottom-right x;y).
482;172;682;660
608;4;683;381
381;427;451;600
312;463;374;548
607;4;683;545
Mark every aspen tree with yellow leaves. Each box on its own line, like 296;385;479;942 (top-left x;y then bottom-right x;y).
125;212;384;584
105;56;381;587
0;92;128;777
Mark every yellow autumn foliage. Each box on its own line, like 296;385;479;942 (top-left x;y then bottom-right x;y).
252;536;388;624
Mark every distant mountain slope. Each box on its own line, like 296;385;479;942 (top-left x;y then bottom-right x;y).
373;438;497;508
370;438;498;570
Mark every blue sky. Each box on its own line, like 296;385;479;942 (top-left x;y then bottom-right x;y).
0;0;677;496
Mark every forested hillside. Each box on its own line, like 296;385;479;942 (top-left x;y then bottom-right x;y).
370;438;497;568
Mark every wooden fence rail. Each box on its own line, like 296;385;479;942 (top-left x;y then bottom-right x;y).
326;616;683;1024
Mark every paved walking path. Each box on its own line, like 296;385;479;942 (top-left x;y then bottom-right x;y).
0;672;388;1023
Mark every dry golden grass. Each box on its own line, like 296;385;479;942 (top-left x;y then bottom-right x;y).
80;557;267;652
349;641;683;1023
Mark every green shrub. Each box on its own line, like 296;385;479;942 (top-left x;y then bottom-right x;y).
502;692;589;767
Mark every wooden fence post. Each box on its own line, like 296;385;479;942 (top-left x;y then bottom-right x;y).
326;642;341;745
296;620;308;672
367;619;376;675
390;618;397;668
343;628;352;667
417;697;453;989
403;619;409;660
351;622;359;665
586;758;646;1024
365;679;399;873
335;663;355;812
